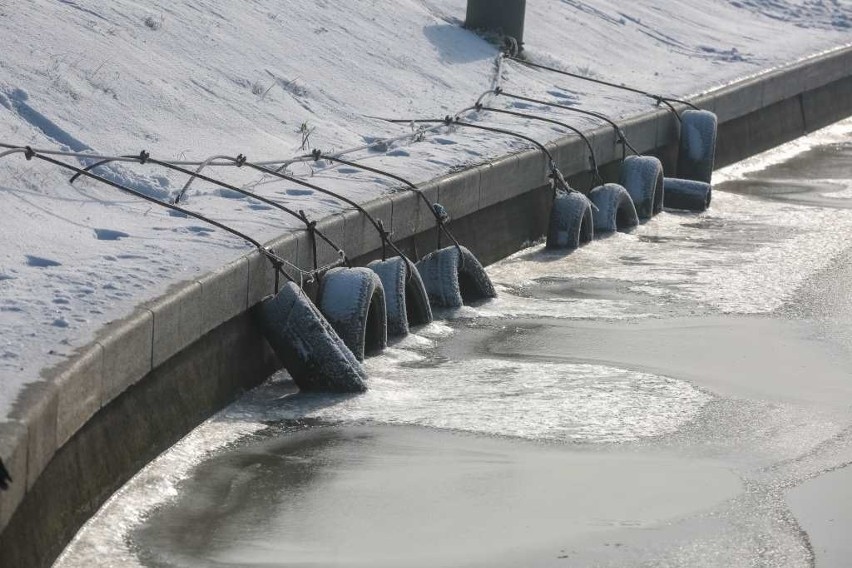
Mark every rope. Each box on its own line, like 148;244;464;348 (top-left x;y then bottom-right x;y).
476;105;603;191
17;142;417;274
0;42;704;276
496;89;639;159
452;114;597;211
5;147;310;283
373;115;580;194
65;151;350;267
506;56;700;116
236;158;411;267
0;120;450;174
311;151;463;255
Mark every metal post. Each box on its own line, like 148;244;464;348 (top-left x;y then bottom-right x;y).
465;0;526;48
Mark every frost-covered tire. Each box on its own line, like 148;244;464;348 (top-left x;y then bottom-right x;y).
677;109;717;184
318;267;388;361
546;191;594;250
415;245;496;309
368;255;434;337
588;183;639;233
619;155;664;220
663;178;712;212
256;281;367;393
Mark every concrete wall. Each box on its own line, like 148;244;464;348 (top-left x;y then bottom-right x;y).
1;44;851;567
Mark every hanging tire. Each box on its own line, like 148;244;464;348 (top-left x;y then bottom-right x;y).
677;109;717;184
368;255;434;337
588;183;639;233
546;191;594;250
619;155;664;220
663;178;712;212
256;282;367;393
415;245;496;309
317;267;388;361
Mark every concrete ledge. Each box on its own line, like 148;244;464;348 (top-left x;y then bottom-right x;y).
438;168;481;221
0;421;27;531
2;44;851;567
388;181;439;241
802;75;852;132
620;110;661;154
53;345;103;448
9;381;58;492
198;258;248;336
342;196;393;260
98;311;153;405
150;282;202;369
0;313;279;568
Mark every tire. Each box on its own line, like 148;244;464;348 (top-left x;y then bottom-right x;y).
619;155;664;220
256;281;367;393
368;255;434;337
416;245;496;308
677;109;717;184
588;183;639;233
663;178;712;212
318;267;388;361
546;191;594;250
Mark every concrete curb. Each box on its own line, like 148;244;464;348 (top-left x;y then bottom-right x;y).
1;43;851;566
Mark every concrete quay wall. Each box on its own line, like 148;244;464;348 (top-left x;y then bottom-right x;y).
1;44;851;567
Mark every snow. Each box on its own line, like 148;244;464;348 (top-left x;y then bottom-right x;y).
1;0;851;419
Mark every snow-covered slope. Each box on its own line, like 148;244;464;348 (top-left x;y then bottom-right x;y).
0;0;850;418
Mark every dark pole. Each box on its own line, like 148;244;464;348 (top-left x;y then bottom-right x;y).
465;0;526;49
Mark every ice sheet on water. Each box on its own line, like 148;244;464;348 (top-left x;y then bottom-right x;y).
485;193;852;315
53;419;267;568
435;284;652;321
55;321;712;568
309;357;710;443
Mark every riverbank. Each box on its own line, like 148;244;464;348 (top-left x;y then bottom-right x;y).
1;0;851;422
4;45;852;568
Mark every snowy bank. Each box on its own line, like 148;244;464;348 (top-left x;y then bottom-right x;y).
0;0;851;421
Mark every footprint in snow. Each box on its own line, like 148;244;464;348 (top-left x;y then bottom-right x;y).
387;149;410;157
184;226;214;235
547;89;579;104
26;255;62;268
337;167;361;174
362;137;390;153
286;189;313;196
94;228;130;241
216;189;247;200
433;138;457;146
